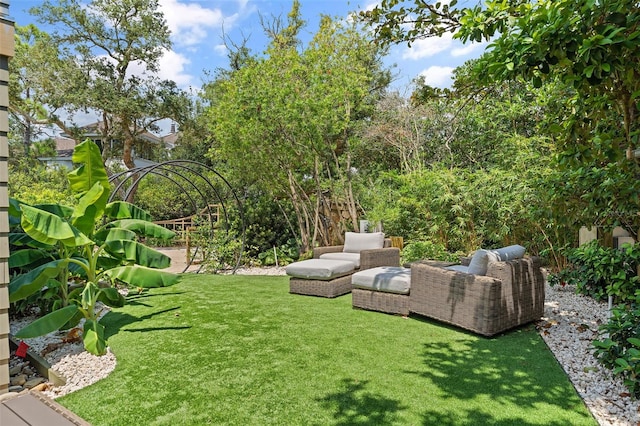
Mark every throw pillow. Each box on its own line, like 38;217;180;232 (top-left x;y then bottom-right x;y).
467;249;500;275
493;245;526;261
343;232;385;253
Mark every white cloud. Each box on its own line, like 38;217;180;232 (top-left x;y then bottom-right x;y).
157;50;193;87
363;1;379;11
159;0;228;46
402;33;454;60
418;65;454;88
451;41;487;57
213;44;228;56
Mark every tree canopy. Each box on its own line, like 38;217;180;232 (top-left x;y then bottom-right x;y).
14;0;191;168
206;2;390;251
361;0;640;237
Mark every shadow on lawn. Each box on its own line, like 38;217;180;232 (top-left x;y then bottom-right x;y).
124;290;187;308
407;326;595;425
317;378;406;425
103;306;190;340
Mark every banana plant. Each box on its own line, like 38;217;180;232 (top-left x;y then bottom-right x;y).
9;140;180;355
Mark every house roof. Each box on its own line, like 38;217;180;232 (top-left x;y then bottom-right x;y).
54;137;76;157
61;121;163;144
162;131;179;149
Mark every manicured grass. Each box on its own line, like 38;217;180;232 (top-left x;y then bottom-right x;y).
59;274;596;425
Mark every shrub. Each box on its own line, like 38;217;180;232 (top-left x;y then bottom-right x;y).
402;240;460;263
550;241;640;303
359;167;550;256
593;301;640;398
9;157;73;205
257;239;299;266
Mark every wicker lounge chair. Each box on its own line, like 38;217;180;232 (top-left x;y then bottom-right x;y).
287;233;400;298
409;256;545;336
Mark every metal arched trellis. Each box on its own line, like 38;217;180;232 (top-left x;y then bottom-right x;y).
108;160;245;273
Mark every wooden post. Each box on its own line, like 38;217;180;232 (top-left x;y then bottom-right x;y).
390;236;404;250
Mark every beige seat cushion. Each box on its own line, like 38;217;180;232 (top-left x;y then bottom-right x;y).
351;266;411;295
286;259;355;280
319;252;361;268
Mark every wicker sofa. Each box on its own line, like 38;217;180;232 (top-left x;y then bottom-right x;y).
409;256;545;336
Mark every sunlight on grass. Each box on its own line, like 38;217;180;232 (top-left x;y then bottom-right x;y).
58;274;596;425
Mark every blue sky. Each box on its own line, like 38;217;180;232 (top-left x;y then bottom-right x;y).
8;0;487;94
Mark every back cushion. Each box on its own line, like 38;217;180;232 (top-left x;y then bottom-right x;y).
343;232;385;253
467;249;499;275
493;245;526;261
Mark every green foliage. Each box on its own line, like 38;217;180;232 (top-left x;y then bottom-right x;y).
361;0;640;247
548;156;640;236
239;190;297;259
187;216;244;272
206;5;390;251
134;176;194;221
9;157;73;205
550;241;640;302
593;302;640;398
25;0;191;168
401;240;460;263
361;165;549;255
9;140;179;355
257;242;299;266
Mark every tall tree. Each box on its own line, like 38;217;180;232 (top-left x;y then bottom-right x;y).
8;24;74;155
26;0;190;169
207;3;390;252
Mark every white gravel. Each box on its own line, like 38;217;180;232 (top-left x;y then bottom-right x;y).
539;283;639;425
9;273;640;425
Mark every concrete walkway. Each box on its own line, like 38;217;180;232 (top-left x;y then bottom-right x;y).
0;391;90;425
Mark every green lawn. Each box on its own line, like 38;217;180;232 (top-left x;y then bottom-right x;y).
58;274;596;425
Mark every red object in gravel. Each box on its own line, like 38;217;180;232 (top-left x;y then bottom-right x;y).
15;341;29;358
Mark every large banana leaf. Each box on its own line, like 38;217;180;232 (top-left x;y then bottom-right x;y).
103;240;171;268
9;259;69;302
104;265;180;288
98;287;126;308
9;197;22;226
83;319;107;355
105;219;176;240
21;204;93;247
105;201;152;221
9;249;50;269
14;305;79;338
96;255;124;271
68;139;109;196
72;181;109;236
9;232;51;248
33;203;74;219
94;227;137;245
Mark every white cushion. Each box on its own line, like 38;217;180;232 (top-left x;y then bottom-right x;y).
286;259;355;280
351;266;411;295
466;249;499;276
343;232;384;253
319;252;361;268
445;265;470;273
493;245;526;261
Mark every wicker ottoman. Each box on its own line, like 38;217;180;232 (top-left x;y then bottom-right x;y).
351;266;411;316
286;259;356;298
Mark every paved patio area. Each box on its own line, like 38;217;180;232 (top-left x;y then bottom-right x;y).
0;391;90;425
